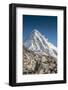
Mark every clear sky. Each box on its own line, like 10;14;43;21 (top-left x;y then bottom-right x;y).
23;15;57;46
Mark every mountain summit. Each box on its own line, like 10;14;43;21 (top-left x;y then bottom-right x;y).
24;29;57;58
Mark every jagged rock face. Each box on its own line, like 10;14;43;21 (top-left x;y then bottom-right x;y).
23;47;57;74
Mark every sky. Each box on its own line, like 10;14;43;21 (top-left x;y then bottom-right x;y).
23;15;57;46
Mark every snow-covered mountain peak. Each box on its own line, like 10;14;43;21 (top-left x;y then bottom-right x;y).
31;29;39;33
31;29;43;37
30;29;48;42
24;29;57;58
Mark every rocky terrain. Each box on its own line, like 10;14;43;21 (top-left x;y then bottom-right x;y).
23;46;57;74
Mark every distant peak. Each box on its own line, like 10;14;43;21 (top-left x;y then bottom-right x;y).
33;29;38;32
32;29;39;33
31;29;48;41
31;29;41;35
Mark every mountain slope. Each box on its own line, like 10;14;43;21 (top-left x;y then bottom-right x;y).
24;29;57;58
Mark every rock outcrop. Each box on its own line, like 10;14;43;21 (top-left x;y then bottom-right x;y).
23;46;57;74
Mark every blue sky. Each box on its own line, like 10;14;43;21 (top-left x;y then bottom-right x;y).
23;15;57;46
